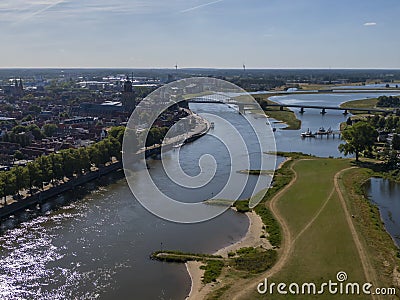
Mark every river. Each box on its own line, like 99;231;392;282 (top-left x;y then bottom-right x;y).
364;178;400;248
0;92;399;299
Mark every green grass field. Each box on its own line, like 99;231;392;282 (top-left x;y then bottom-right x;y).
340;98;379;109
252;159;370;299
254;95;301;130
203;157;399;299
340;167;400;294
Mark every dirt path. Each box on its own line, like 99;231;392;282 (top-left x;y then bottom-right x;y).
230;162;379;300
334;167;379;300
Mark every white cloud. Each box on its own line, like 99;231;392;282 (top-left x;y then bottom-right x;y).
363;22;377;26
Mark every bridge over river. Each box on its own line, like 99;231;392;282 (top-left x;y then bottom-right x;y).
263;103;398;115
188;95;398;116
188;96;258;113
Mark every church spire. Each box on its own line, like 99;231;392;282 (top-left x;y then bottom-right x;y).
123;74;133;93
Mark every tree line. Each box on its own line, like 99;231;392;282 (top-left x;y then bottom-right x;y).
377;96;400;108
0;126;125;205
339;115;400;163
2;123;59;147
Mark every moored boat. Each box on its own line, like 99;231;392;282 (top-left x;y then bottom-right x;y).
301;128;315;138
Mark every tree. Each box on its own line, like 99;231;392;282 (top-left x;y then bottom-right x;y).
48;153;63;183
2;171;16;203
392;134;400;150
22;115;33;122
108;126;125;144
12;166;29;195
42;124;58;137
88;146;103;167
27;124;45;140
74;147;91;174
59;149;75;179
28;104;41;114
26;162;42;194
37;156;53;188
339;121;378;161
12;125;27;134
14;150;24;161
0;172;8;205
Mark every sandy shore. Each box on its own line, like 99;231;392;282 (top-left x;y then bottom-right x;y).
185;210;272;300
186;158;290;300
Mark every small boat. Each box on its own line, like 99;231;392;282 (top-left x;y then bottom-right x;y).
210;122;215;129
301;128;315;138
317;127;326;135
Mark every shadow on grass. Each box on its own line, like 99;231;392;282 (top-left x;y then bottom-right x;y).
350;160;387;172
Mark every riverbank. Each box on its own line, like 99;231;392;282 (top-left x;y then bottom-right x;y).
185;210;271;300
256;96;301;130
341;168;400;292
0;111;210;226
185;158;292;300
185;156;400;299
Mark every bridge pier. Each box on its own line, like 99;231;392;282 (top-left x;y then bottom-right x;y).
299;107;305;114
320;108;326;115
279;106;284;111
238;103;245;114
343;110;348;115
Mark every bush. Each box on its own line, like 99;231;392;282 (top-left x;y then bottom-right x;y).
234;249;277;273
200;260;224;284
234;199;250;213
254;205;281;246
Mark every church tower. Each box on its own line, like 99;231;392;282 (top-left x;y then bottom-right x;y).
19;78;23;91
121;75;136;113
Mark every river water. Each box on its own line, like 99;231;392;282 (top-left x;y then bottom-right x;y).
364;178;400;248
0;92;399;299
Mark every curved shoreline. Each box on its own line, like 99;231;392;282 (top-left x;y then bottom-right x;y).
186;158;289;300
185;210;270;300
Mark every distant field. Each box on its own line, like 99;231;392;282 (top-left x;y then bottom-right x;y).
340;97;378;109
340;98;394;115
254;95;301;130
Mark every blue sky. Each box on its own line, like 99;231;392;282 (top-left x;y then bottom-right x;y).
1;0;399;68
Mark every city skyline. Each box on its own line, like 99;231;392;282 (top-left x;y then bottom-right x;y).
1;0;400;69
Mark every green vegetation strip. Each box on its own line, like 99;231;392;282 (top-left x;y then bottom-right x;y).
340;167;400;291
151;250;222;263
233;247;277;273
236;169;274;175
254;96;301;130
340;97;378;109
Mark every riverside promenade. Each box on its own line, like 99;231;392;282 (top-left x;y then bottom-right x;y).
0;112;210;222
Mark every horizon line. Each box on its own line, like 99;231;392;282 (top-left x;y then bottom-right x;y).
0;67;400;71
